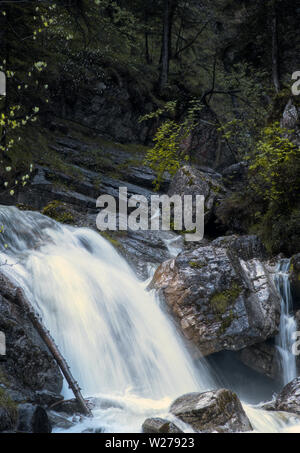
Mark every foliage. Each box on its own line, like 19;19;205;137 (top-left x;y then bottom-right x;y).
248;122;299;203
0;2;56;194
141;100;203;189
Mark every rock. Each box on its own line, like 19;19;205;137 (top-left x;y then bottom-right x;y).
260;400;277;411
168;165;227;228
87;397;124;411
238;342;280;380
60;78;150;143
290;253;300;307
142;418;183;434
0;272;63;402
222;162;248;189
188;106;234;169
275;377;300;415
17;403;52;433
118;229;182;278
33;390;64;408
281;100;299;129
53;398;85;415
47;410;75;430
170;389;252;433
0;388;18;432
150;242;280;356
211;234;267;261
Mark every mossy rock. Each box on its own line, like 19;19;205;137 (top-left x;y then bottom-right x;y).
42;201;75;224
210;282;242;315
99;231;126;252
0;388;18;432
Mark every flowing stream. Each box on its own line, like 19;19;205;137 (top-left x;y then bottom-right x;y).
275;259;297;386
0;206;299;433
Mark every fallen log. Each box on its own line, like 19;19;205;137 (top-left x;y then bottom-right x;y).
8;279;92;417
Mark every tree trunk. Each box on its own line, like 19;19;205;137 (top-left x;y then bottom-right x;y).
144;10;151;64
271;3;280;93
14;285;92;417
159;0;176;92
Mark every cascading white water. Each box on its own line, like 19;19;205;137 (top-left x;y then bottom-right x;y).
0;206;214;432
1;205;300;433
275;259;297;386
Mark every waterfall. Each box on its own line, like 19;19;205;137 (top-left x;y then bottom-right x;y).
1;206;300;433
275;259;297;386
0;206;214;432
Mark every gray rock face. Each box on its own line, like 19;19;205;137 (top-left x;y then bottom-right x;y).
168;165;227;228
238;342;280;380
17;404;52;433
290;253;300;307
211;234;267;261
222;161;248;189
281;100;299;130
142;418;183;434
0;272;63;403
47;410;75;430
275;377;300;415
60;79;151;143
170;390;252;433
150;239;280;356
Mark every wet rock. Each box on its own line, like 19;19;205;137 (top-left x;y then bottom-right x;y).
142;418;183;434
150;243;280;356
275;377;300;415
260;399;277;411
0;272;63;399
238;342;280;380
87;397;124;411
47;410;75;430
170;389;252;433
118;229;182;278
53;398;86;415
290;254;300;307
17;403;52;433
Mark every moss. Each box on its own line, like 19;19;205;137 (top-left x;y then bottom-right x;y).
99;231;127;251
0;388;18;428
16;203;36;212
42;200;75;224
189;261;205;269
210;282;242;315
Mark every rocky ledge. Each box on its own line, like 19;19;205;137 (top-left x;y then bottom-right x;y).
150;234;280;356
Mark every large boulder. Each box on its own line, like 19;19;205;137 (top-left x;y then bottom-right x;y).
17;404;52;433
275;377;300;415
170;389;252;433
150;236;280;356
238;342;280;380
168;165;226;228
142;418;183;434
